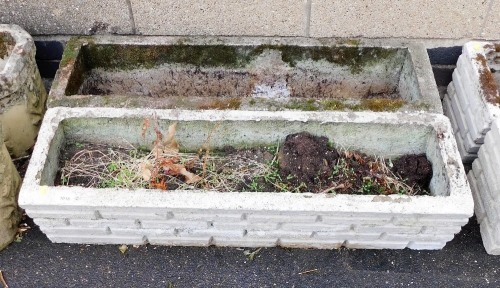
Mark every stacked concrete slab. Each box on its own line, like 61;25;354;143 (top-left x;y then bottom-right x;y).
468;120;500;255
443;42;500;163
445;41;500;254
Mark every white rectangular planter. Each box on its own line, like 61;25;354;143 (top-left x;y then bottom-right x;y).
48;36;442;114
19;107;473;249
443;41;500;163
468;119;500;255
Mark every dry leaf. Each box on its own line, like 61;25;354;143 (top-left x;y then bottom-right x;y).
139;162;152;181
164;122;179;150
151;178;167;190
118;244;128;254
180;168;202;184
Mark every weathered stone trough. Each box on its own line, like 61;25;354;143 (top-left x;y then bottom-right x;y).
0;24;47;158
0;24;45;251
48;36;441;113
443;41;500;163
18;107;472;249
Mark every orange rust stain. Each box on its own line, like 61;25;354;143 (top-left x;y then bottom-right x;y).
475;53;500;105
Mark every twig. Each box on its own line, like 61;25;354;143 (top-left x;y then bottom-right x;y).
0;270;9;288
298;268;319;275
11;155;30;162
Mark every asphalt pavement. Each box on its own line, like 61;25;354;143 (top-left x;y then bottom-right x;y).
0;217;499;287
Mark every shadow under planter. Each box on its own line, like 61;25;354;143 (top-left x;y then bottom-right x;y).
48;36;442;113
19;108;472;250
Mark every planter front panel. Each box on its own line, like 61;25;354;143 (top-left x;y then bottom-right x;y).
48;36;442;114
19;108;473;249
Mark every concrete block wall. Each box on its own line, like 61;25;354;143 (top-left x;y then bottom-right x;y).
1;0;499;39
468;120;500;255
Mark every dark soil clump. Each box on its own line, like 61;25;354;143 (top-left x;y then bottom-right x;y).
391;154;433;188
278;132;339;188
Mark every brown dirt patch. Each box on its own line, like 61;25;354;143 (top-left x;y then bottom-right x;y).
57;132;431;196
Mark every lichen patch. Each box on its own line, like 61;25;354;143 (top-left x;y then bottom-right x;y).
476;53;500;105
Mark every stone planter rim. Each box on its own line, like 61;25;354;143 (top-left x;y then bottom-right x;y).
19;107;473;216
0;24;34;98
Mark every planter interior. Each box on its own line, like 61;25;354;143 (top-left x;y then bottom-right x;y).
44;112;441;194
49;37;440;113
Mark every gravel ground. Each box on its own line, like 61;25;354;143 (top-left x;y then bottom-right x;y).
0;217;499;288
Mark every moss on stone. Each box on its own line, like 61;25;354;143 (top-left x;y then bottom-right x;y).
60;37;94;68
354;99;405;112
198;98;242;110
250;45;397;74
320;99;346;110
285;99;319;111
62;38;397;75
83;44;255;70
284;98;406;112
0;32;14;59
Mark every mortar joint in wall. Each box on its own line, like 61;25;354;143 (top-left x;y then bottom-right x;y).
93;210;103;220
349;224;356;232
166;212;174;220
134;219;142;229
389;216;397;224
419;226;428;234
276;238;282;247
208;236;215;246
379;232;388;240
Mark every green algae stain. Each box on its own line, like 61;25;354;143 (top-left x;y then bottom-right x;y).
83;44;254;70
353;99;405;112
284;98;405;112
0;32;14;59
251;45;397;74
63;37;397;74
